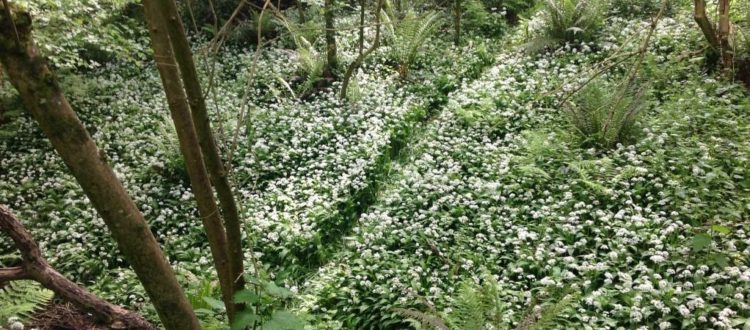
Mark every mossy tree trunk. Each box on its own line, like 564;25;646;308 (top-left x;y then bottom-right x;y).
0;6;200;330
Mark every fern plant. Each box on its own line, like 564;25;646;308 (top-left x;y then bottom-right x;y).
564;79;649;149
394;275;509;329
0;280;54;323
295;37;327;92
396;276;582;329
382;8;442;79
525;0;603;52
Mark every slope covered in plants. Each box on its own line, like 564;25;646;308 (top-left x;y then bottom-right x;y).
1;0;749;329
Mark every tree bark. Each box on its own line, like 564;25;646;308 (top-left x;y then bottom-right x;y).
142;0;238;322
143;0;245;321
693;0;720;50
358;0;365;57
717;0;732;68
340;0;384;99
0;7;200;330
0;206;155;330
324;0;338;75
453;0;461;46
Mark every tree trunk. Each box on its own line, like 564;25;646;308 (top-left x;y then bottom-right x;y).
324;0;338;75
717;0;732;68
0;6;200;330
297;0;306;23
693;0;720;50
453;0;461;46
0;206;155;330
142;0;237;322
341;0;384;99
358;0;365;57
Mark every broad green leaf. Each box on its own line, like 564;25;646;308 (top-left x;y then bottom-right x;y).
234;290;260;304
264;282;293;299
202;297;226;311
262;310;306;330
711;224;731;235
232;311;260;330
691;233;712;252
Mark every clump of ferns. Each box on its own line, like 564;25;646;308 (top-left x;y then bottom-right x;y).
0;280;54;324
394;275;579;329
524;0;604;53
381;5;443;79
563;78;652;150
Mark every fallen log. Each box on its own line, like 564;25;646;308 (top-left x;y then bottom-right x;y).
0;206;155;330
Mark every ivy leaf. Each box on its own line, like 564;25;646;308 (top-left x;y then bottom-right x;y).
262;310;306;330
691;233;712;252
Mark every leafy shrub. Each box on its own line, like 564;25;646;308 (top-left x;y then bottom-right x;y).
461;0;508;37
396;276;579;329
294;37;327;92
609;0;672;18
481;0;537;23
227;10;279;45
564;79;650;149
382;9;443;79
531;0;603;49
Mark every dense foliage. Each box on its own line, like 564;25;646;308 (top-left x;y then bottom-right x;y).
2;0;750;329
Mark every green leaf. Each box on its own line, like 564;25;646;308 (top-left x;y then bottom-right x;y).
711;224;731;235
691;233;712;252
264;282;293;299
262;310;306;330
234;290;260;304
232;311;260;330
709;253;729;268
202;297;226;311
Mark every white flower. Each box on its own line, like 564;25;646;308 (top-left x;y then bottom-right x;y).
678;305;690;317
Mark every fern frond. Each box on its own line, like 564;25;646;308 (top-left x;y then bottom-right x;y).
393;308;449;330
0;280;54;322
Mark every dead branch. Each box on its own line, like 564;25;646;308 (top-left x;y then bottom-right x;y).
0;206;155;330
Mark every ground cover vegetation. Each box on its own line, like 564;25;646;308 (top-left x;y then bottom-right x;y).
1;0;749;329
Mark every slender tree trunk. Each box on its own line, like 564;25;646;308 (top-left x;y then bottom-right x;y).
0;206;155;330
717;0;732;68
297;0;306;23
142;0;237;322
453;0;461;46
341;0;384;99
324;0;338;75
143;0;245;319
358;0;365;57
693;0;720;50
0;7;200;330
